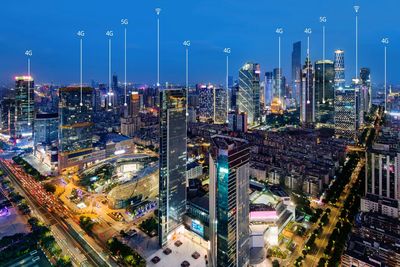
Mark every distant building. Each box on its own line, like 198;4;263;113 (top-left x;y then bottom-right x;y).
121;92;141;137
300;58;315;125
198;84;214;121
238;63;261;126
33;113;58;150
292;41;302;104
359;67;372;125
228;111;247;132
158;88;187;247
264;72;273;108
315;60;335;124
334;86;359;140
214;87;227;124
209;135;250;267
58;87;94;173
334;50;345;88
14;76;35;140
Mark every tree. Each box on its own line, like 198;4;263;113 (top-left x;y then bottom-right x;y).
43;183;56;194
272;259;280;267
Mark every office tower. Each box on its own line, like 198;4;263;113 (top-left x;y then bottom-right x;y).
334;50;345;88
259;81;265;109
198;84;214;121
334;86;359;140
230;83;239;111
228;111;248;133
264;72;273;108
273;68;285;103
292;41;302;103
120;92;141;137
214;87;227;124
14;76;34;139
158;88;187;247
315;60;335;124
58;87;94;172
359;67;372;116
0;97;15;137
33;113;59;148
238;62;261;126
300;58;315;125
209;135;250;267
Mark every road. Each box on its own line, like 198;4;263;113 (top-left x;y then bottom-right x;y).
0;159;117;267
307;158;365;267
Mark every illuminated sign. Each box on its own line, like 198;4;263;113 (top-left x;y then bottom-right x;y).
191;220;204;237
249;211;277;222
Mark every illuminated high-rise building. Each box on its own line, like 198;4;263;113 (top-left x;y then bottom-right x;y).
120;92;141;137
0;97;15;138
238;63;261;126
292;41;302;103
359;67;372;117
273;68;285;103
198;84;214;121
14;76;34;139
158;88;187;247
334;86;360;140
315;60;335;124
58;87;94;172
264;72;273;108
214;87;227;124
300;58;315;125
209;135;250;267
334;50;345;88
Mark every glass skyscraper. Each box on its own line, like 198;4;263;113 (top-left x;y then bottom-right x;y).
291;41;302;103
158;88;187;247
334;86;359;140
334;50;345;88
14;76;34;139
238;62;261;126
58;87;94;172
315;60;335;124
300;58;315;125
214;87;227;124
209;135;250;267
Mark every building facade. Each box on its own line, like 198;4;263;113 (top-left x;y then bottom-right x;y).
58;87;94;172
238;63;261;126
209;135;250;267
315;60;335;125
158;88;187;247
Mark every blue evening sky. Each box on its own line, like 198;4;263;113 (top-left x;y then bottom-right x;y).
0;0;399;86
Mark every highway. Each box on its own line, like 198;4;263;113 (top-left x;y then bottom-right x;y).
0;159;116;267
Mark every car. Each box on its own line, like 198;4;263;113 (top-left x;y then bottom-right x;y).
151;256;161;264
191;251;200;259
181;260;190;267
163;248;172;255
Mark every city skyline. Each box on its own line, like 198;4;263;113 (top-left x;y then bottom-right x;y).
1;0;399;86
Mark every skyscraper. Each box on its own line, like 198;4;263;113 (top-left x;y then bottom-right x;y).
359;67;372;119
264;72;273;108
238;62;261;126
273;68;285;103
315;60;335;124
334;86;359;140
300;58;315;125
120;92;141;137
334;50;345;88
198;84;214;122
209;135;250;267
14;76;34;139
58;87;94;172
158;88;187;247
292;41;302;103
214;87;227;124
